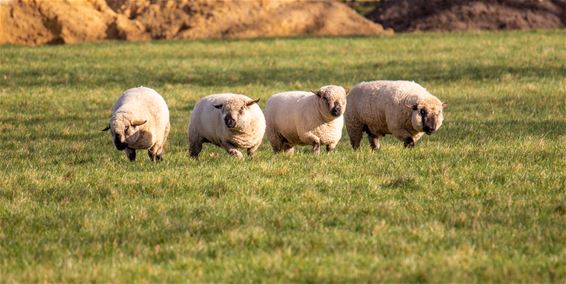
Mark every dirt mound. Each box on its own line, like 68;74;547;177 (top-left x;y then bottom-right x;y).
0;0;392;45
367;0;565;32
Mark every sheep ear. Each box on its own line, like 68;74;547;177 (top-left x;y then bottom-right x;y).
131;119;147;127
101;125;110;131
344;87;351;95
405;104;418;110
312;90;321;97
246;98;260;106
214;104;223;109
442;102;448;109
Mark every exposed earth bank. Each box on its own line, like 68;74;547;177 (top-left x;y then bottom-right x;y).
0;0;392;45
366;0;565;32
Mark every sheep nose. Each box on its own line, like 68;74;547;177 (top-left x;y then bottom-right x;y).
331;106;341;117
224;116;236;128
114;138;127;150
424;126;435;135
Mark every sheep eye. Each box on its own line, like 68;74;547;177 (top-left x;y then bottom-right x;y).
420;109;426;116
125;126;129;131
322;97;328;101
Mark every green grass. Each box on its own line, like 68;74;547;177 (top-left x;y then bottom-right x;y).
0;30;565;282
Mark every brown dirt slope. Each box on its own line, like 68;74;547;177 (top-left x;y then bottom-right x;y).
0;0;392;45
366;0;565;32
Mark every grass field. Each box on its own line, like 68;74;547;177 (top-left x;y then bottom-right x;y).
0;30;565;282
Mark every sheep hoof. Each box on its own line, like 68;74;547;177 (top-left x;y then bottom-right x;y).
247;149;257;157
229;149;244;159
126;148;136;161
404;137;415;148
369;137;380;151
313;143;321;155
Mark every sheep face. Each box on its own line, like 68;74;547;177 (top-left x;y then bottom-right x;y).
314;85;347;120
409;101;447;135
103;114;147;150
214;98;260;130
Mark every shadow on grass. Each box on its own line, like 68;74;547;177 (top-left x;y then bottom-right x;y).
443;119;566;144
381;177;421;191
2;60;564;89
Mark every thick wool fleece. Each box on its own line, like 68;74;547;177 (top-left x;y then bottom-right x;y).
188;93;266;158
345;80;446;150
264;85;347;154
107;86;170;161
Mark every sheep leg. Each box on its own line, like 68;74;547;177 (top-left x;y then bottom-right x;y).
404;137;415;148
268;131;285;153
392;128;417;148
222;141;244;159
148;150;156;161
247;144;260;157
283;143;295;154
155;141;167;161
404;133;424;148
312;143;321;154
270;133;294;155
326;142;337;153
413;132;425;143
302;135;321;155
269;139;284;153
156;123;170;161
125;147;136;161
346;122;364;150
189;137;203;158
148;147;159;162
368;133;381;151
155;148;164;161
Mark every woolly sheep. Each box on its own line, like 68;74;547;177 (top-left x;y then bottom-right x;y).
264;85;347;154
188;93;265;158
102;86;170;161
344;80;447;150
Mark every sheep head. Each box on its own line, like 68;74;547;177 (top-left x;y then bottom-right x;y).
214;97;260;130
313;85;347;121
102;112;147;150
406;98;447;135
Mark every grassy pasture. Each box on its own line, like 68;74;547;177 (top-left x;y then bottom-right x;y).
0;30;565;282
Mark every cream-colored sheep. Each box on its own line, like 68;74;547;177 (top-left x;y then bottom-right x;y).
102;86;170;161
188;93;265;158
264;85;347;154
345;80;447;150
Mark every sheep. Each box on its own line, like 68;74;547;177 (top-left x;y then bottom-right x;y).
344;80;447;150
188;93;265;159
264;85;347;154
102;86;170;161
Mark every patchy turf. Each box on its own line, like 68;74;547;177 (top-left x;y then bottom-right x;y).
0;30;565;282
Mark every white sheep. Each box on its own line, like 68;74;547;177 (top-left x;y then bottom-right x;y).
188;93;265;158
344;80;447;150
102;86;170;161
264;85;347;154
